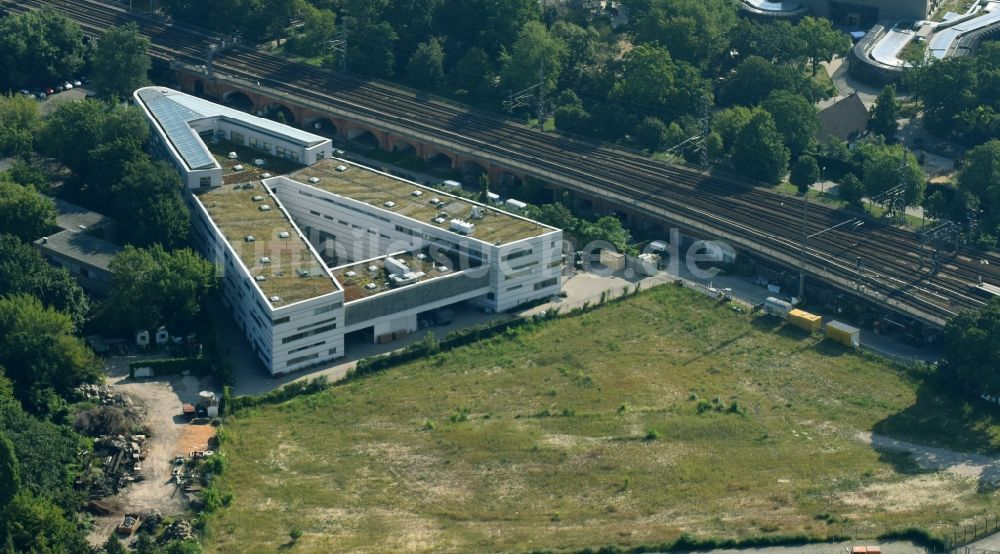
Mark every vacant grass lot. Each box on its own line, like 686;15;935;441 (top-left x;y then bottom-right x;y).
206;286;1000;553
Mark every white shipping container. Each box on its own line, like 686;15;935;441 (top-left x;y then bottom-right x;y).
764;297;793;318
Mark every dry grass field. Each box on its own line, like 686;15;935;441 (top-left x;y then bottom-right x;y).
204;285;1000;553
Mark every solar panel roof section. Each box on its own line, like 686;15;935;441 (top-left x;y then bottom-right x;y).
138;88;219;170
136;87;329;172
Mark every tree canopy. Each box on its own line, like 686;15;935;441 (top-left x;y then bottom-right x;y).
0;178;55;242
107;245;216;333
0;94;40;159
732;110;790;184
407;38;446;89
942;298;1000;396
92;23;151;98
0;235;90;328
869;84;900;139
0;8;86;90
0;295;101;413
501;21;566;93
761;90;819;157
957;139;1000;237
629;0;737;64
113;158;191;249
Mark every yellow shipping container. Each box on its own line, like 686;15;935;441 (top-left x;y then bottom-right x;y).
788;309;822;333
826;320;860;347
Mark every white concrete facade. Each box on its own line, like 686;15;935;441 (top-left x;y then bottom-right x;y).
187;191;346;373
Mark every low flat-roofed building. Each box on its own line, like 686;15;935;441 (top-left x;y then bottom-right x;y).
134;87;333;189
48;196;117;240
34;230;121;295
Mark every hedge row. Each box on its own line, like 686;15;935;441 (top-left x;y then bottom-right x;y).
223;377;330;413
529;526;951;554
128;357;211;378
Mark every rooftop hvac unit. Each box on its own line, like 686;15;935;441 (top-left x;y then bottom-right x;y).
270;295;281;302
365;283;378;290
308;177;320;183
253;158;266;166
335;165;347;172
450;219;475;234
252;195;264;201
383;201;396;208
487;192;501;204
277;231;290;239
298;269;310;277
258;204;272;211
436;265;450;272
367;265;378;273
385;257;409;276
244;235;255;242
416;253;428;260
233;164;244;171
259;256;271;264
345;270;357;277
470;206;484;219
227;152;238;159
411;190;423;197
261;172;272;179
255;275;266;282
433;217;446;224
428;197;439;204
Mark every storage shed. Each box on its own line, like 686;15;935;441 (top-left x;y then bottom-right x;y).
826;320;861;347
788;309;822;333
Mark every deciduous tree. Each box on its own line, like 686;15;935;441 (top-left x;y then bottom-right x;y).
501;21;566;93
790;155;820;193
869;84;900;139
762;90;819;157
795;16;851;76
0;295;101;410
92;23;151;98
942;298;1000;396
0;179;55;242
0;8;86;90
107;245;215;333
407;38;446;88
0;235;89;328
732;110;789;184
957;139;1000;234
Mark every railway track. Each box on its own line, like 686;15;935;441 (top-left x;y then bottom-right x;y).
8;0;1000;328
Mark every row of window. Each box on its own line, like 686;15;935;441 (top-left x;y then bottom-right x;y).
281;322;338;345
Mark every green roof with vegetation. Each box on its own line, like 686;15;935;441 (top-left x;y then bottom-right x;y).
291;161;553;245
196;182;337;308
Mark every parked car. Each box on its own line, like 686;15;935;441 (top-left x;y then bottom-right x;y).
45;87;54;95
54;84;64;92
35;90;46;99
63;82;73;90
72;79;82;87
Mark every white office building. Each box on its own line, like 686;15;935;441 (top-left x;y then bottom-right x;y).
135;88;563;375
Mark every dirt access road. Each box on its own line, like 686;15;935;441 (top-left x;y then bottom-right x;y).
87;356;216;546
